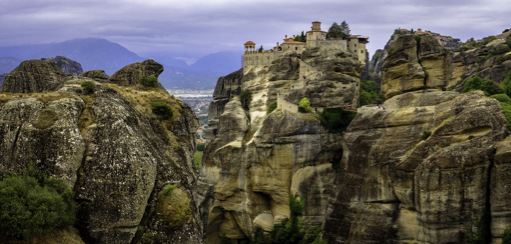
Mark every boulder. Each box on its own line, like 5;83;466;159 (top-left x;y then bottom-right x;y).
81;69;109;81
108;59;164;87
0;60;65;93
48;56;83;76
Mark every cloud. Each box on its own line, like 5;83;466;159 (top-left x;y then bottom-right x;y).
0;0;510;59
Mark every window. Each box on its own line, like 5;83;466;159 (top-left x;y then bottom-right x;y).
295;47;298;50
361;50;363;53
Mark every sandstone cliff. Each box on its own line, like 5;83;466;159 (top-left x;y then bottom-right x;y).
322;34;511;243
0;60;202;243
198;44;361;243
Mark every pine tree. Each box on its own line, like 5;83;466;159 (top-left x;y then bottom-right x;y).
327;22;342;39
340;21;351;39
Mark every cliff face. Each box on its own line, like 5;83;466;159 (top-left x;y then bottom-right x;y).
197;44;360;243
0;60;66;93
323;34;511;243
0;60;202;243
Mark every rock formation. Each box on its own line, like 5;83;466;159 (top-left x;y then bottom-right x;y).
0;73;7;87
81;69;109;82
0;60;66;93
0;60;202;243
108;59;164;88
322;34;511;243
48;56;83;76
197;42;361;243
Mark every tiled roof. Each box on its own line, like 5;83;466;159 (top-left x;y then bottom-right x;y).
244;41;256;45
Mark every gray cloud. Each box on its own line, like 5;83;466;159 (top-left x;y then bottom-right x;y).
0;0;510;60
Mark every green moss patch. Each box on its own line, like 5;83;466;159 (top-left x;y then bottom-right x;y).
155;186;192;229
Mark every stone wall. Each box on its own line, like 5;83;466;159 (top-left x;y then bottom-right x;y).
277;94;298;113
307;39;347;50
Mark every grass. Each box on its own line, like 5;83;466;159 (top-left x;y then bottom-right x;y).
32;109;58;129
193;151;203;170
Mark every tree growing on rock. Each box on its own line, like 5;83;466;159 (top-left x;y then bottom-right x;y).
299;97;312;113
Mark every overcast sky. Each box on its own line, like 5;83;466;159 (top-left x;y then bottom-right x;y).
1;0;510;64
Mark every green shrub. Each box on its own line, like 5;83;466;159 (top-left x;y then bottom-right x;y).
462;75;483;93
267;102;277;114
466;209;491;244
492;46;511;56
196;143;205;151
0;167;75;239
501;70;511;96
481;79;505;95
193;151;203;170
298;97;312;113
497;55;511;65
239;89;252;110
81;81;95;95
500;102;511;130
151;102;173;120
422;131;432;140
468;135;475;140
360;79;385;105
140;75;158;87
252;225;269;244
503;226;511;244
162;184;177;196
491;93;511;103
319;107;357;133
424;71;429;81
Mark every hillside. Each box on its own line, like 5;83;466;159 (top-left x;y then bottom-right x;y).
189;51;242;75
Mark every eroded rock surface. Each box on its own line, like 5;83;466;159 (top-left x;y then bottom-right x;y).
108;59;164;87
0;60;66;93
48;56;84;76
81;69;109;82
0;61;202;244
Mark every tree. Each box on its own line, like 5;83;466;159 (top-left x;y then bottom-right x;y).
299;97;312;113
326;22;342;39
239;90;252;110
340;21;351;39
502;226;511;244
251;225;268;244
258;45;264;52
462;75;483;93
140;75;158;87
81;81;95;95
267;102;277;114
502;70;511;96
151;102;173;120
196;143;205;151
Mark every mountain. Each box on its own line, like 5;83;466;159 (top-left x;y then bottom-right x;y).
189;51;242;75
28;38;143;75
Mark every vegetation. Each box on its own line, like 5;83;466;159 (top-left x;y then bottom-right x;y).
33;108;58;129
422;131;432;140
458;36;497;51
466;209;491;244
155;186;192;229
326;21;350;39
258;45;264;52
298;98;312;113
140;74;158;87
193;151;203;170
293;31;306;43
162;184;178;196
360;79;385;105
462;75;483;93
267;102;277;114
81;81;95;95
319;107;357;133
501;70;511;96
196;143;205;151
0;164;75;240
239;89;252;110
151;102;173;120
503;226;511;244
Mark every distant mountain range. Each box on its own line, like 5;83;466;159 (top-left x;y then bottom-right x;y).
0;38;242;90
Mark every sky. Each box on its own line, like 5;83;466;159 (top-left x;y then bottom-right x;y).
1;0;510;64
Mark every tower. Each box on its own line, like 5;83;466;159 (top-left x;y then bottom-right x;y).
244;41;256;53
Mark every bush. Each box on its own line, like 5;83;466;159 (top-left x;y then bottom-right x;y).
267;102;277;114
501;70;511;96
140;75;158;87
491;94;511;103
503;226;511;244
0;167;75;239
81;81;95;95
151;102;173;120
161;184;177;196
500;102;511;131
196;143;205;151
239;90;252;110
462;75;483;93
252;225;268;244
481;79;505;95
422;131;432;140
360;80;385;105
466;209;491;244
319;107;357;133
298;97;312;113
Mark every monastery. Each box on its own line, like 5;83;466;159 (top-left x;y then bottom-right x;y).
243;21;369;71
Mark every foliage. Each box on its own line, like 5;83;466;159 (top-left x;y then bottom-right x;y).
422;131;432;140
491;93;511;103
140;74;158;87
267;102;277;114
326;21;350;39
499;101;511;131
503;226;511;244
239;89;252;110
251;225;268;244
151;102;173;120
220;233;231;244
497;55;511;65
258;45;264;52
481;79;504;95
162;184;178;196
460;36;497;51
193;151;203;170
0;165;75;240
298;97;312;113
360;80;385;105
319;107;357;133
81;81;95;95
156;187;192;229
466;208;491;244
462;75;483;93
501;70;511;96
196;142;205;151
293;31;306;42
387;48;394;55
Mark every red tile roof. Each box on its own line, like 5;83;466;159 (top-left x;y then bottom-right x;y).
244;41;255;45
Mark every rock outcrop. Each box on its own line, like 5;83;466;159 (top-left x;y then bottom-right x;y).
0;60;66;93
108;59;164;87
0;73;7;87
48;56;83;76
197;43;359;243
81;69;109;82
381;34;452;98
0;60;202;243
